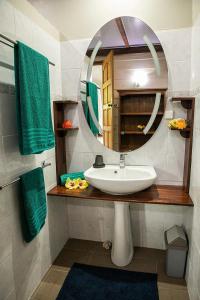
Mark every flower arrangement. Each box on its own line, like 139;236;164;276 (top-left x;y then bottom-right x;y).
168;118;187;130
65;178;89;190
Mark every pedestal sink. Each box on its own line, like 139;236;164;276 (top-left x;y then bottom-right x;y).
84;165;157;266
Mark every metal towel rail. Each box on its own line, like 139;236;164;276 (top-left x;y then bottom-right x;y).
0;161;51;190
0;33;55;66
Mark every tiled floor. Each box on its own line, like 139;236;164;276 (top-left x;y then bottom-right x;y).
31;239;190;300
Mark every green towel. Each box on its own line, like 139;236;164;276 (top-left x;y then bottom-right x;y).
84;81;99;135
20;167;47;243
60;172;85;185
14;41;55;155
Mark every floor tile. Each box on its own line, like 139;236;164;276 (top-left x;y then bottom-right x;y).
64;238;109;254
124;257;157;273
30;282;61;300
158;281;187;291
157;260;186;288
87;252;115;268
53;249;91;267
171;288;190;300
64;238;98;252
31;266;70;300
158;288;172;300
43;266;69;285
134;247;166;263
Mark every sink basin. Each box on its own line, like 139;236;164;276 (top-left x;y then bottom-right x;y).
84;164;157;266
84;165;157;195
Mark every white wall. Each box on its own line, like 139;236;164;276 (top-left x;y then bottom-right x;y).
0;1;68;299
28;0;192;40
184;1;200;299
60;24;192;249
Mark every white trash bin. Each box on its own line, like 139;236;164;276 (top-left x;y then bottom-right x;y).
165;225;188;278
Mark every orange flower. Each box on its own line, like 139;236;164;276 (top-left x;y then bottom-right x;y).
177;119;187;129
168;118;187;130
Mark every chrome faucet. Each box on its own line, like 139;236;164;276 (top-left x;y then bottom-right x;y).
119;153;127;169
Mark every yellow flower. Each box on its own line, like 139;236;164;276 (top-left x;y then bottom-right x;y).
137;124;145;130
65;178;89;190
65;178;79;190
78;179;89;190
168;119;187;130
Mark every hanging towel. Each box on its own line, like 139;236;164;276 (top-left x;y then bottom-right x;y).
60;172;85;185
14;41;55;155
20;167;47;243
84;81;99;135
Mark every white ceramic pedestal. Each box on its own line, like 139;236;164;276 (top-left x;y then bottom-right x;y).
111;202;133;266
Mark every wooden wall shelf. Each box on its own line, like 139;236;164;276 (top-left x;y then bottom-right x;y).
171;97;195;109
120;112;164;116
171;97;195;192
56;127;79;131
54;100;78;105
47;184;193;207
53;101;78;183
121;131;155;135
170;127;191;138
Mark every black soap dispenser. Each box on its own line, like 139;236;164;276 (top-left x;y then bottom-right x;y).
93;155;105;168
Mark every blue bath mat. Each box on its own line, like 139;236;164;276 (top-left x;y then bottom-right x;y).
56;263;159;300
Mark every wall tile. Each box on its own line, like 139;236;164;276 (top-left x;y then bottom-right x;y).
168;59;191;92
43;156;57;190
66;151;84;172
15;258;42;300
0;1;15;39
2;134;25;179
0;136;7;183
47;197;68;261
0;214;12;263
5;290;16;300
0;254;15;300
61;39;90;70
0;92;17;136
62;68;81;99
14;9;34;47
0;67;15;86
0;43;14;68
141;228;164;249
32;24;60;62
156;28;192;63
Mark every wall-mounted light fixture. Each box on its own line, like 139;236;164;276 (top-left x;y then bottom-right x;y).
132;69;148;87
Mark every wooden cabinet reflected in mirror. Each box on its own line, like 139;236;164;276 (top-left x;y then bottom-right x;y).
80;16;168;152
117;89;166;152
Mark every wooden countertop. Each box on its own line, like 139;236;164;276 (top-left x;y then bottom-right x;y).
47;185;193;207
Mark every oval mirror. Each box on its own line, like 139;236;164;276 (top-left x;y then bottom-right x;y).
80;16;168;152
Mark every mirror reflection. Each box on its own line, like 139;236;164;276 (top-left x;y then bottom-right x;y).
81;16;168;152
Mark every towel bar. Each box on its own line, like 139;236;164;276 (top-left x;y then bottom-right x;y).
0;33;55;66
80;80;101;89
0;161;51;190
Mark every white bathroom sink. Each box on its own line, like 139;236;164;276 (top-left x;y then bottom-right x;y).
84;165;157;195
